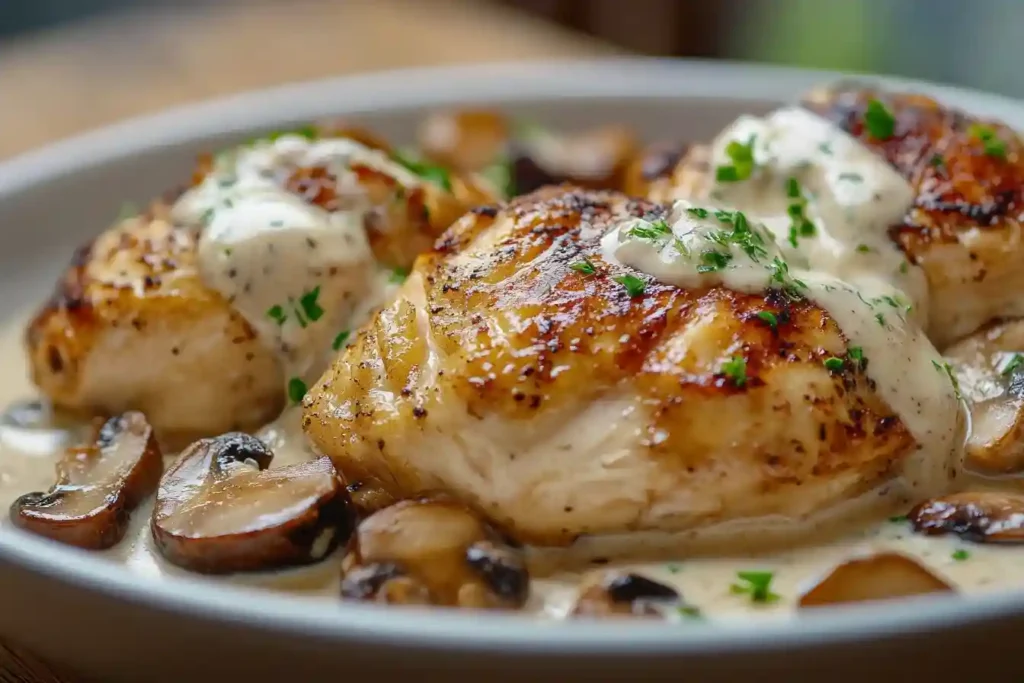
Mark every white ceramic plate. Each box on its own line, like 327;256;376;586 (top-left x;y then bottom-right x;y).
2;59;1024;683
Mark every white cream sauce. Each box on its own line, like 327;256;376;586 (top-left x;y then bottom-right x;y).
172;134;418;390
603;106;964;504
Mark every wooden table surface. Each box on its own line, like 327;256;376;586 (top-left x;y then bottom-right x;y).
0;1;615;680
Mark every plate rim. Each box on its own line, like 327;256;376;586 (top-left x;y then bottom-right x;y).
2;56;1023;656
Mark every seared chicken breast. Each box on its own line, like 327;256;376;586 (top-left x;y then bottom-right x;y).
651;86;1024;348
27;131;494;447
304;187;918;546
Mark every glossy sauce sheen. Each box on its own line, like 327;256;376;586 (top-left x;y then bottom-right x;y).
2;108;1024;620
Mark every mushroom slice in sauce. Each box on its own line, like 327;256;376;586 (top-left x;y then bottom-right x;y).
944;318;1024;474
340;498;529;609
799;552;953;607
417;110;509;173
569;571;682;619
345;480;396;519
10;411;162;549
910;491;1024;543
152;432;352;574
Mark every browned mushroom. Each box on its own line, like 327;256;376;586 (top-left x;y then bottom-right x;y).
621;141;689;198
909;491;1024;543
340;497;529;609
345;480;396;519
518;123;637;191
10;411;162;549
799;553;954;607
569;571;683;619
418;110;510;173
944;318;1024;473
152;432;352;573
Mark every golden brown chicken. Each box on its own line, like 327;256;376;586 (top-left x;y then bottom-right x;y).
26;130;495;447
304;186;922;546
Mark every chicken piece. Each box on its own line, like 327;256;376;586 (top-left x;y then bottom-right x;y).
803;84;1024;347
304;187;919;546
25;202;284;449
27;132;495;447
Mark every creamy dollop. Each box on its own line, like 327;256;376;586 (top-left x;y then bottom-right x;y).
603;106;963;498
171;135;418;393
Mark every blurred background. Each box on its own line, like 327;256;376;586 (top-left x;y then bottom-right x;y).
0;0;1017;160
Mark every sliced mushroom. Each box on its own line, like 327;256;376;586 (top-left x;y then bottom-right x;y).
518;123;637;191
340;498;529;609
621;141;688;198
910;491;1024;543
152;432;352;573
799;553;954;607
944;318;1024;473
417;110;509;172
345;480;396;519
569;571;682;619
10;411;162;549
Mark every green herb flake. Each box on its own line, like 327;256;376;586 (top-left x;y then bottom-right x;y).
480;157;515;198
875;312;886;327
865;99;896;140
697;250;732;273
888;514;908;523
786;177;801;199
932;359;963;401
298;286;324;323
1001;353;1024;377
331;330;351;351
570;258;597;276
730;570;779;603
856;244;874;254
817;141;834;156
720;356;748;388
390;267;410;284
686;207;710;219
393;150;453;192
823;357;844;372
930;153;945;168
677;605;703;620
952;549;970;562
969;123;1007;159
666;563;683;574
627;219;672;241
200;208;216;226
757;311;778;331
287;377;308;404
849;346;864;364
838;172;864;183
715;135;757;183
266;305;287;326
899;261;910;274
614;274;647;297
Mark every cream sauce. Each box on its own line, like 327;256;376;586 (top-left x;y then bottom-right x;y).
172;134;417;390
603;107;964;506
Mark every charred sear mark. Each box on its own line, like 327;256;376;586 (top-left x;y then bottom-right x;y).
909;492;1024;543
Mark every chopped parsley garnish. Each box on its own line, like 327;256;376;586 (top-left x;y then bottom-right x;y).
899;261;910;274
848;346;865;366
823;357;844;372
888;514;908;523
698;250;732;273
628;219;672;241
969;124;1007;159
730;570;779;603
856;244;874;254
393;150;453;192
784;178;815;247
686;207;710;219
716;135;756;183
677;605;703;619
932;359;963;401
614;274;646;297
390;267;410;284
930;153;945;168
757;311;778;331
298;286;324;323
952;549;970;561
817;140;833;156
864;99;896;140
200;208;216;226
720;356;748;388
266;304;287;326
714;210;736;223
331;330;351;351
287;377;308;404
1002;353;1024;376
570;258;597;275
838;172;863;183
875;312;886;326
768;257;807;300
666;563;683;574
